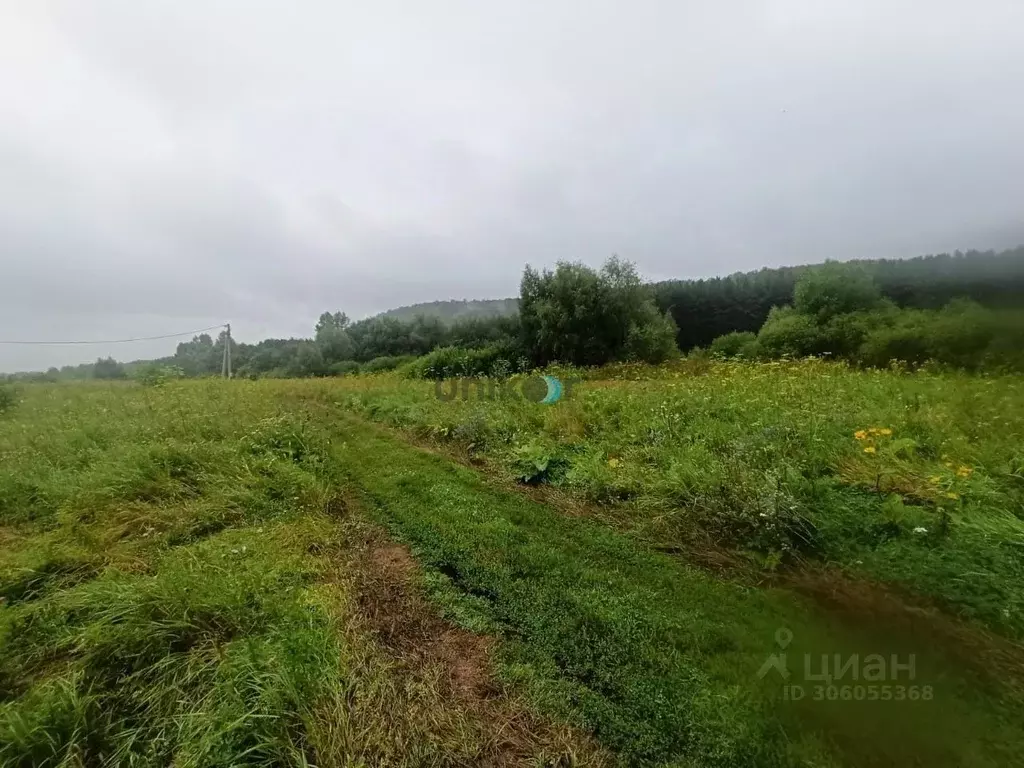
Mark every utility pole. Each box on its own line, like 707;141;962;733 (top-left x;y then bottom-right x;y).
221;323;232;378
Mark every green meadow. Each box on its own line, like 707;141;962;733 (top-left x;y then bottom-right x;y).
0;368;1022;766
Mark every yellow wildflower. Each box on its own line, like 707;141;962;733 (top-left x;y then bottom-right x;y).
607;457;621;468
854;430;868;440
863;446;876;454
956;466;973;478
945;492;959;500
928;475;942;484
879;428;893;436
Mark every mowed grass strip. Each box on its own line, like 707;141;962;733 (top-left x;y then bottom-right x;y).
325;409;1024;768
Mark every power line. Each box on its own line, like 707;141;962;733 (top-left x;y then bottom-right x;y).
0;324;228;346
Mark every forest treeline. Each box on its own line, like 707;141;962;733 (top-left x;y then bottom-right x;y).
653;246;1024;351
6;245;1024;382
379;298;518;323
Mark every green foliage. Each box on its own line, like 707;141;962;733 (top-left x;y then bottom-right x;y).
519;257;678;367
0;385;16;415
92;357;126;380
654;246;1024;351
623;307;679;364
315;327;353;364
755;286;1024;371
314;311;354;364
793;262;882;321
15;247;1024;383
331;406;1024;767
133;364;185;387
314;310;349;335
710;331;758;358
0;382;584;768
405;343;527;380
361;355;417;373
510;440;567;484
334;359;1024;640
288;341;326;377
3;378;1024;766
755;306;826;358
327;360;360;376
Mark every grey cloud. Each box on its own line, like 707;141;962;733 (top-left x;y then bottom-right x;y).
2;0;1024;371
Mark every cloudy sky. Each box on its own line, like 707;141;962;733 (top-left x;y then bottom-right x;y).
2;1;1023;371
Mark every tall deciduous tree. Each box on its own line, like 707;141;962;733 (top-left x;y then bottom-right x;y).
519;257;677;366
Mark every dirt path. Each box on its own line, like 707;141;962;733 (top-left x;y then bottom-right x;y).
339;505;609;767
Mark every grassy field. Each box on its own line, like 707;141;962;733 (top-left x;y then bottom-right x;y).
0;381;597;767
1;372;1023;766
334;359;1024;639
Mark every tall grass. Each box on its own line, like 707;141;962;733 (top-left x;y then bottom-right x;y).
327;359;1024;638
0;380;582;766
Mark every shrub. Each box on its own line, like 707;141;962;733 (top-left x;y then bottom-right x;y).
509;441;568;485
405;344;527;380
328;360;361;376
756;306;826;358
710;331;757;358
857;314;932;368
0;384;17;415
287;342;327;377
133;365;185;387
925;300;996;370
624;308;679;364
362;355;417;373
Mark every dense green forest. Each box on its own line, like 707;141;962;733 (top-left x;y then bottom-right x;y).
5;246;1024;383
709;262;1024;371
653;246;1024;351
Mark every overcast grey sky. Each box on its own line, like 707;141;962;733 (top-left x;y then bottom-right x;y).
2;1;1023;371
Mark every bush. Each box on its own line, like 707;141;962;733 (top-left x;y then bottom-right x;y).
0;384;17;415
406;343;528;380
858;324;930;368
709;331;757;358
328;360;361;376
853;301;1020;371
133;365;185;387
362;355;417;373
924;300;996;370
287;342;327;377
756;306;826;358
624;308;679;364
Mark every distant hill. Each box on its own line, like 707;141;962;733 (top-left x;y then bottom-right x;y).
378;298;519;323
